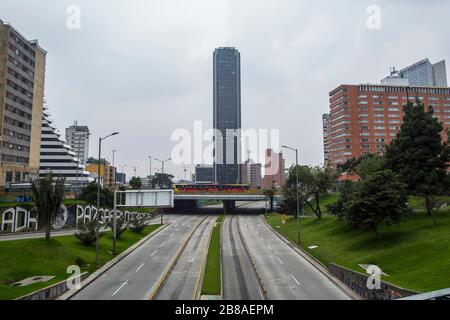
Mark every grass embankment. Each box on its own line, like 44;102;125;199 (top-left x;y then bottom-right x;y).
0;199;88;208
201;215;224;296
266;205;450;292
0;225;161;300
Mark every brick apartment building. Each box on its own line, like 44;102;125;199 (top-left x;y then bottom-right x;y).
325;84;450;166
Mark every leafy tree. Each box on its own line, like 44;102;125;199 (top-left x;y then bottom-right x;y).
344;170;411;238
384;99;450;224
283;165;336;219
31;173;66;240
263;182;277;211
106;217;127;239
151;173;174;189
355;154;384;180
129;176;142;189
75;220;104;246
79;182;114;208
327;180;354;220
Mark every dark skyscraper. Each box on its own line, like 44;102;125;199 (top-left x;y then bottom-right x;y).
213;47;241;184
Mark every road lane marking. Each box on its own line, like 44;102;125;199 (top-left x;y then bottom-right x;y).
267;245;272;251
169;233;174;238
151;250;158;257
290;274;300;286
136;263;145;272
112;281;128;296
276;257;283;265
159;241;166;247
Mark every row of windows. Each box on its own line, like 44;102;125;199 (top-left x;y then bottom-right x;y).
6;79;33;99
5;91;33;109
2;141;30;153
2;154;29;165
3;128;31;142
9;42;35;68
4;116;32;130
8;54;35;78
7;67;34;89
5;104;32;120
9;31;36;57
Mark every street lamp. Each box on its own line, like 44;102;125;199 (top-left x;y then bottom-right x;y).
155;157;171;225
96;132;119;267
148;156;152;188
282;145;301;245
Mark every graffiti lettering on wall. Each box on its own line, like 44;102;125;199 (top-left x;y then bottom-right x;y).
0;205;152;233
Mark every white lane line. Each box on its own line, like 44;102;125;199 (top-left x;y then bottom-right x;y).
151;250;158;257
159;241;166;247
112;281;128;296
267;245;272;251
276;257;283;265
169;233;174;238
290;274;300;286
135;263;145;272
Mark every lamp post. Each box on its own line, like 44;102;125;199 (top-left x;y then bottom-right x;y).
282;145;300;245
112;149;117;256
155;157;171;224
96;132;119;268
148;156;152;188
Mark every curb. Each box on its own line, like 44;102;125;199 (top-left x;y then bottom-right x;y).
260;215;359;300
219;216;224;300
236;215;270;300
148;216;209;300
59;223;170;300
193;216;217;300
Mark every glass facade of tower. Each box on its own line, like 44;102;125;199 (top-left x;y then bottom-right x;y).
213;47;241;184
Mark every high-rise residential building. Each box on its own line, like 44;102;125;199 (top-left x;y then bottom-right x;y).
322;113;331;165
0;20;46;189
213;47;241;184
262;149;285;189
241;159;262;189
39;107;91;188
195;165;214;183
327;84;450;167
393;58;447;87
65;121;90;165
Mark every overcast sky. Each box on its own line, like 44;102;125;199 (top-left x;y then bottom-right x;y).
1;0;449;180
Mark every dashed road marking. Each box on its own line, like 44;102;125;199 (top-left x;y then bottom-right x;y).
136;263;145;272
112;281;128;296
151;250;158;257
276;257;283;265
290;274;300;286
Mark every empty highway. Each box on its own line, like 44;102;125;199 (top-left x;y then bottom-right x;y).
71;214;205;300
154;215;217;300
222;215;265;300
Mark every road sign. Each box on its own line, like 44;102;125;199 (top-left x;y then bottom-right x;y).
115;189;174;208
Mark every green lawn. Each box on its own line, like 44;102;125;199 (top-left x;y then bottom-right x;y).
266;209;450;292
0;224;160;300
201;215;223;296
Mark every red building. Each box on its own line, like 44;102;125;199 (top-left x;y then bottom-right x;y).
326;84;450;166
262;149;285;189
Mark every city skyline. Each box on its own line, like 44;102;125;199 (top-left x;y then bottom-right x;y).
0;1;449;179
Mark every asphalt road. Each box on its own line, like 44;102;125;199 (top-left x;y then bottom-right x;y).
222;215;265;300
155;215;217;300
71;214;204;300
239;214;351;300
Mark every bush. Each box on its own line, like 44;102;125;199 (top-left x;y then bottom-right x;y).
129;216;147;234
75;220;104;246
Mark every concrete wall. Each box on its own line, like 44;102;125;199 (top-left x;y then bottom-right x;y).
328;263;418;300
17;272;89;300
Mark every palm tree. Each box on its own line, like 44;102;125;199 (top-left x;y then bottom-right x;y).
31;173;66;240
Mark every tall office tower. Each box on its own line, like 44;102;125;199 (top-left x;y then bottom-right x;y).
327;84;450;167
322;113;331;165
262;149;285;189
40;107;91;189
397;58;447;87
0;20;46;190
66;121;90;165
213;47;241;184
195;165;214;183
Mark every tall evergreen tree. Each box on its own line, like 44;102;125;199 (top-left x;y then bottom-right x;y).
384;99;450;224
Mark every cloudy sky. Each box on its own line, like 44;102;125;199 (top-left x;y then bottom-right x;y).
1;0;449;180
